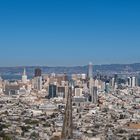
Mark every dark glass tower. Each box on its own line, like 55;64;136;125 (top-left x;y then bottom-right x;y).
48;84;57;99
34;68;42;77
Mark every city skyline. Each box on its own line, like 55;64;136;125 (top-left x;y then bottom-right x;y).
0;0;140;66
1;1;140;139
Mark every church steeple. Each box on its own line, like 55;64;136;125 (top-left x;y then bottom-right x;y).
23;68;26;76
22;68;27;84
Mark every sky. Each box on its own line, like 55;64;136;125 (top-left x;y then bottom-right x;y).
0;0;140;66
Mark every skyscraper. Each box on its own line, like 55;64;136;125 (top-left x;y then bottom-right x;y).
132;76;136;87
88;62;94;103
92;86;98;104
35;68;42;77
127;77;136;88
127;77;132;87
88;62;93;79
34;68;42;91
48;84;57;99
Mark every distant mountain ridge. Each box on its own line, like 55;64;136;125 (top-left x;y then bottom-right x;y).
0;63;140;76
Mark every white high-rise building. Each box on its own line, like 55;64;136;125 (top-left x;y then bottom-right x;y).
127;77;136;87
88;62;93;79
127;77;132;87
132;76;136;87
22;68;27;84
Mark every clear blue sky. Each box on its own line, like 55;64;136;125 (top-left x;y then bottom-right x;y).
0;0;140;66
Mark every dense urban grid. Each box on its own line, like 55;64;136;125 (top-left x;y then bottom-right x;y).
0;63;140;140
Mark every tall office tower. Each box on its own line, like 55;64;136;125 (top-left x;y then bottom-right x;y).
34;76;42;91
34;68;42;91
35;68;42;77
132;76;136;87
137;74;140;87
92;86;98;104
88;62;93;79
48;84;57;99
57;86;65;98
105;83;110;93
111;77;115;89
114;74;118;84
88;62;94;103
22;68;27;84
61;82;73;140
127;77;132;87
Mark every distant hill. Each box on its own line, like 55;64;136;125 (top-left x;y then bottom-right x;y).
0;63;140;80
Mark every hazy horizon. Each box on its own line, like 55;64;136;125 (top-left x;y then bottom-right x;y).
0;62;140;68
